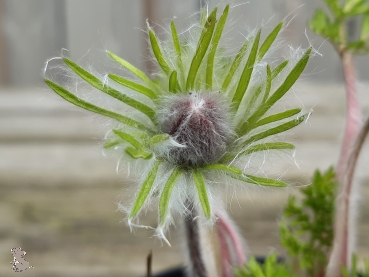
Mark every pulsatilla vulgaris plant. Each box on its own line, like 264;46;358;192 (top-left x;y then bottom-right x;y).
45;5;312;276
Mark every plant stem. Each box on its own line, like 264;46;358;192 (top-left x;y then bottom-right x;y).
217;225;232;277
327;52;362;277
327;117;369;277
217;212;247;265
216;211;247;277
185;202;208;277
336;52;361;182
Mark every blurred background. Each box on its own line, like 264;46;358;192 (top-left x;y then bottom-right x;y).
0;0;368;276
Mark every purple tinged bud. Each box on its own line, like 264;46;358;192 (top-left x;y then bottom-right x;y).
157;92;233;168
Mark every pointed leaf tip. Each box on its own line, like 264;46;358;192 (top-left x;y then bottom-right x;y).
130;161;160;218
159;168;183;224
193;169;211;218
232;29;261;111
186;7;218;91
149;29;171;75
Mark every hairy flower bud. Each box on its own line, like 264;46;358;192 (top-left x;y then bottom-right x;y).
44;3;312;241
157;92;232;168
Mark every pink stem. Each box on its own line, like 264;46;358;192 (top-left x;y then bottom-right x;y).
336;53;361;182
216;211;247;277
326;52;361;277
217;225;233;277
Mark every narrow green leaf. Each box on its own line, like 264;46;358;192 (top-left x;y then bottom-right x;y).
221;142;295;162
106;50;157;89
239;47;311;135
45;79;152;132
232;30;261;111
243;114;308;145
235;173;287;187
236;84;263;130
206;5;229;89
186;8;217;91
150;134;170;145
63;58;156;120
149;29;171;75
239;142;295;156
253;108;302;129
169;70;181;92
103;139;120;149
244;174;287;187
108;74;157;99
126;146;153;159
113;129;152;159
159;168;183;224
264;48;311;109
204;164;243;174
221;40;250;91
263;65;272;102
271;60;289;79
171;21;186;86
113;129;143;149
204;163;287;187
193;169;211;218
171;21;181;57
257;22;283;61
130;160;161;218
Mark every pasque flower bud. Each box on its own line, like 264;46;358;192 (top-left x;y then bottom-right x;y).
157;92;232;168
44;4;312;240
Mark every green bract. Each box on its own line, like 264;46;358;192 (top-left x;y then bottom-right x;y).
45;5;311;236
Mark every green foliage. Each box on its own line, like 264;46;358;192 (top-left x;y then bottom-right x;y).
149;28;171;75
341;255;369;277
186;8;217;91
62;58;156;120
204;164;288;187
159;168;183;224
206;5;229;89
237;48;311;136
309;0;369;54
44;80;152;132
130;161;161;218
192;169;211;218
279;168;337;276
232;29;261;111
235;253;296;277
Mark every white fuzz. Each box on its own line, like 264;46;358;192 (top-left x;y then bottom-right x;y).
156;91;234;167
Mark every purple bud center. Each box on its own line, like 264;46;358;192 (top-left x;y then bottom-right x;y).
158;92;232;168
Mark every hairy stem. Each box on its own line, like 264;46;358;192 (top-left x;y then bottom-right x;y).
336;52;361;182
327;53;362;277
185;202;208;277
217;225;232;277
217;212;247;266
327;117;369;277
215;211;248;277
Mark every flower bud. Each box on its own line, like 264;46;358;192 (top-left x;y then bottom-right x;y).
157;92;232;168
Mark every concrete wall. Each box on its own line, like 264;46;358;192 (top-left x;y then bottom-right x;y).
0;0;368;87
